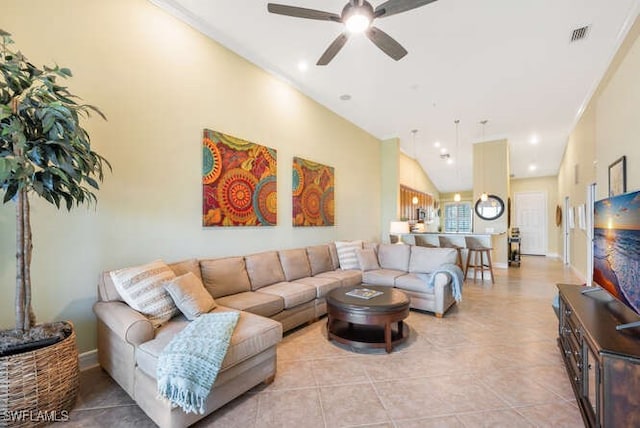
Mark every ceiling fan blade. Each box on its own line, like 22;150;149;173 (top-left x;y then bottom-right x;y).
267;4;341;22
316;33;349;66
374;0;437;18
365;26;408;60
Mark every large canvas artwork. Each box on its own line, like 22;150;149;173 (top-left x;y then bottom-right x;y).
202;129;277;226
593;190;640;313
292;157;334;227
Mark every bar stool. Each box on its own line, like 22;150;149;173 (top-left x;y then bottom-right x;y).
415;235;437;248
438;236;464;269
464;236;494;283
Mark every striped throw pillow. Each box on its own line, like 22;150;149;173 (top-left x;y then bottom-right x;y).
334;240;363;270
110;260;179;327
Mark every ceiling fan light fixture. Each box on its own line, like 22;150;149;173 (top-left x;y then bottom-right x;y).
345;12;371;33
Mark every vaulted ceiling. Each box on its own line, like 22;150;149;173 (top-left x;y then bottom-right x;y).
150;0;639;192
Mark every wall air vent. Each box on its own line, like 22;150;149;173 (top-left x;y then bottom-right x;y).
570;25;590;42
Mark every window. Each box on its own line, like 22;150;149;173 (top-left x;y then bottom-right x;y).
444;202;473;233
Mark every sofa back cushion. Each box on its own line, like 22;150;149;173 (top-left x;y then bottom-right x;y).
306;245;334;275
168;258;203;281
98;271;123;302
245;251;286;290
409;246;457;274
328;242;340;270
200;256;252;298
378;244;411;272
279;249;312;281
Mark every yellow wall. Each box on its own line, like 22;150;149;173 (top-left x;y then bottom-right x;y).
473;140;509;265
0;0;382;351
398;153;440;198
558;14;640;280
381;139;400;241
510;176;560;257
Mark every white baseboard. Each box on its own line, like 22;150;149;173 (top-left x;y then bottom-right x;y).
546;252;560;258
79;349;99;371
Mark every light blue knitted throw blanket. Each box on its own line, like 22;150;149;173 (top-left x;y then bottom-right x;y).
157;312;240;414
427;263;464;302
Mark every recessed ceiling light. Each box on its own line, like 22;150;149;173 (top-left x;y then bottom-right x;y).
434;141;441;148
530;135;539;144
440;148;447;154
339;94;351;101
297;61;308;72
447;158;453;165
529;164;537;171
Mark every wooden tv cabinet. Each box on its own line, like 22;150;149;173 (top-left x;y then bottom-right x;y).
557;283;640;427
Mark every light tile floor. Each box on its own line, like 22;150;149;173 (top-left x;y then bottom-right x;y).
64;256;586;427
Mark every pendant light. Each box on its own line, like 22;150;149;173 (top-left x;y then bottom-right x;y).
453;120;461;202
480;120;489;202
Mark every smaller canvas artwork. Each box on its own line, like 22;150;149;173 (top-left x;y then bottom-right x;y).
292;157;334;227
202;129;277;227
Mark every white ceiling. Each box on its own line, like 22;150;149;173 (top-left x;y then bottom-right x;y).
151;0;639;193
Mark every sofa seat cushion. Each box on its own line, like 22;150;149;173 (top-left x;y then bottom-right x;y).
293;276;342;298
215;291;284;317
315;269;362;287
255;282;316;309
395;272;449;293
362;269;405;287
136;307;282;380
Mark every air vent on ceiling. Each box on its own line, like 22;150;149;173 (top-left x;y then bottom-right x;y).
570;25;590;43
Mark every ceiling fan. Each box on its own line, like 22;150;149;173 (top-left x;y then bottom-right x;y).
267;0;438;65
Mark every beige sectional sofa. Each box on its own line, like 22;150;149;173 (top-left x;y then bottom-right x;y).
93;241;459;428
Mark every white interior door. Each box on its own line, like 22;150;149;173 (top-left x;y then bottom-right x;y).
515;191;548;255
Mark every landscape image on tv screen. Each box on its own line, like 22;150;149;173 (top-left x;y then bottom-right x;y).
594;190;640;314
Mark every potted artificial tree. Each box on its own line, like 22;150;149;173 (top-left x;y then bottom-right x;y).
0;29;109;424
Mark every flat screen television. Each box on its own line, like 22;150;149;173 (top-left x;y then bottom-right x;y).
593;190;640;315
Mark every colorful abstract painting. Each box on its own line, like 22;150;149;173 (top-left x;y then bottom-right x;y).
292;157;334;227
202;129;277;226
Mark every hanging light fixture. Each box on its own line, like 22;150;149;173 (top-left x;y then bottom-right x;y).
480;120;489;202
453;120;461;202
411;129;419;205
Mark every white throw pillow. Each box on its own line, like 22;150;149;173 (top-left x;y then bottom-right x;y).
110;260;179;327
164;272;216;321
334;240;363;270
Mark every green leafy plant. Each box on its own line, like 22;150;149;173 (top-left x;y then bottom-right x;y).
0;29;110;333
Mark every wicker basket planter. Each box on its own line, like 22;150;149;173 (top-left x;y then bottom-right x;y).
0;322;79;427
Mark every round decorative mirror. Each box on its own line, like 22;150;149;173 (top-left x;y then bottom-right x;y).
475;194;505;221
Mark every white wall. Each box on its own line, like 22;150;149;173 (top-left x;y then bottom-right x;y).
558;13;640;279
0;0;382;351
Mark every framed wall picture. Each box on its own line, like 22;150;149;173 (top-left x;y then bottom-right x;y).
608;156;627;197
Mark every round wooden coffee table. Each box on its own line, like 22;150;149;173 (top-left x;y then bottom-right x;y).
326;285;410;353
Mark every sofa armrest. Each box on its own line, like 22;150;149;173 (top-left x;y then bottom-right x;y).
93;301;154;346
